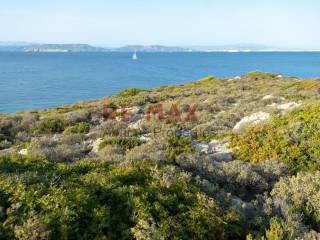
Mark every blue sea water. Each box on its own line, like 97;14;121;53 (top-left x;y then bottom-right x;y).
0;52;320;113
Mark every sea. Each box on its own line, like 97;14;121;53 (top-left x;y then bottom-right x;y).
0;52;320;113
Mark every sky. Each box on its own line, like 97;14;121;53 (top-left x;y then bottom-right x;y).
0;0;319;49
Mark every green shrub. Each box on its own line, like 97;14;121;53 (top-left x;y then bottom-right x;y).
97;145;125;159
64;108;92;124
64;122;90;134
271;171;320;232
0;134;7;142
0;116;22;143
28;136;88;162
247;171;320;239
231;104;320;172
0;134;12;150
264;217;285;240
117;88;147;97
195;75;215;83
248;217;285;240
99;137;144;151
0;155;242;240
245;71;279;80
166;136;194;162
38;118;66;134
0;140;12;150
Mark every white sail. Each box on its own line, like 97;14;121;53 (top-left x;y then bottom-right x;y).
132;51;138;60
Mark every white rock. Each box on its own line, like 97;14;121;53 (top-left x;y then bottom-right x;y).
138;134;151;142
115;116;122;122
116;106;140;114
276;75;283;78
179;129;192;137
194;140;233;162
212;161;223;166
0;148;14;156
267;103;278;107
114;106;141;122
18;149;28;155
277;102;301;110
227;76;241;81
233;112;270;134
232;196;243;206
91;138;103;153
194;143;210;154
130;106;141;114
52;134;59;141
128;119;145;130
262;95;274;100
208;140;233;162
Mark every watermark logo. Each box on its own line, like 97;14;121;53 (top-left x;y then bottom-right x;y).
102;103;198;122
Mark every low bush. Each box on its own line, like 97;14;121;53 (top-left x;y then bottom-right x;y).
64;108;92;124
0;155;242;239
215;160;288;199
0;134;8;142
117;88;147;97
0;140;12;150
60;133;86;145
97;145;125;159
95;120;128;137
231;103;320;172
38;118;66;134
166;136;194;162
248;171;320;239
28;136;88;162
125;138;167;162
99;137;144;151
0;116;22;144
176;153;288;200
63;122;90;134
270;171;320;233
195;75;215;83
244;71;279;80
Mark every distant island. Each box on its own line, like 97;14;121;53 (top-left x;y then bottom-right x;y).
0;42;320;52
113;45;192;52
0;43;106;52
0;43;192;53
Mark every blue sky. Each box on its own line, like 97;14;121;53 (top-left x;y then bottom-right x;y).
0;0;319;48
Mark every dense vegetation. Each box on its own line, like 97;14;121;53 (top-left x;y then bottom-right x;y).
231;104;320;172
1;72;320;239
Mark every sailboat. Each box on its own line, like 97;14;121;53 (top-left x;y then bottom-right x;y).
132;51;138;60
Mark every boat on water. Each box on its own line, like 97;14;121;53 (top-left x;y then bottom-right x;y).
132;51;138;60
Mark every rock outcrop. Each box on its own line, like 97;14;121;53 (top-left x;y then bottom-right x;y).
18;149;28;155
194;139;233;162
88;138;103;156
233;112;270;134
277;102;301;110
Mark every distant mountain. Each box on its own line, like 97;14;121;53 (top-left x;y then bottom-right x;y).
114;45;192;52
24;44;106;52
0;42;318;52
189;44;273;52
0;43;106;52
0;43;191;52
